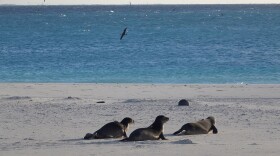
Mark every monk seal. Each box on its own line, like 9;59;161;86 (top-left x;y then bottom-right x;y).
84;117;134;140
122;115;169;141
173;116;218;135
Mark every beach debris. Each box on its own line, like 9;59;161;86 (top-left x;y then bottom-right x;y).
178;99;189;106
249;143;259;145
172;139;194;144
123;99;156;103
23;138;35;141
4;96;31;100
124;99;142;103
65;96;81;100
96;101;105;103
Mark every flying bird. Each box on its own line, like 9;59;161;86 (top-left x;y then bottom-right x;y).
120;27;127;40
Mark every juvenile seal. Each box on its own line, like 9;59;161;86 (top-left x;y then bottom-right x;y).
173;116;218;135
122;115;169;141
84;117;134;140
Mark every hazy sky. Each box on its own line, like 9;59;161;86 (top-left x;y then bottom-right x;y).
0;0;279;5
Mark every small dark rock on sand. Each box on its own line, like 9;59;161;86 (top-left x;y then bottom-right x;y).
66;96;81;100
96;101;105;103
178;99;189;106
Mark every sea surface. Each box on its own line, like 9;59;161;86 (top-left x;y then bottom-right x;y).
0;5;280;83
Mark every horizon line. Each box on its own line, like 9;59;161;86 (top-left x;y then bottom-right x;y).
1;3;280;6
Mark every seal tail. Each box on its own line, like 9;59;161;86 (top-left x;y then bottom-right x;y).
84;133;94;140
212;125;218;134
173;128;183;135
84;132;99;140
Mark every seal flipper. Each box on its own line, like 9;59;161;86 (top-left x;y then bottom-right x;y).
84;133;94;140
173;128;183;135
211;125;218;134
123;131;128;138
120;138;130;142
159;132;167;140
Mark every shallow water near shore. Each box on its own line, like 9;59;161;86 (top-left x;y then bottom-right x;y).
0;5;280;83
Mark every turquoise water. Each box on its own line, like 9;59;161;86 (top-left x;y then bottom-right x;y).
0;5;280;83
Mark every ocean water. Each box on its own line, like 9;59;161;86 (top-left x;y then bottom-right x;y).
0;5;280;83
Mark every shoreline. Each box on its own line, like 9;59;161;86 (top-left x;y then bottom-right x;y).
1;83;280;99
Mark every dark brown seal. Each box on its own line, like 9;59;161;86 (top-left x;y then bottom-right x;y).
84;117;134;139
122;115;169;141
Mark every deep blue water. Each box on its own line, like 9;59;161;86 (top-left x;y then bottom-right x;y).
0;5;280;83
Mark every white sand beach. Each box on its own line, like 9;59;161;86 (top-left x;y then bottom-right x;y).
0;83;280;156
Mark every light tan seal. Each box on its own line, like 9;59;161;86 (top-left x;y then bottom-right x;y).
173;116;218;135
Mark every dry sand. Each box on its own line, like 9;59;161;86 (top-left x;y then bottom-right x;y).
0;83;280;156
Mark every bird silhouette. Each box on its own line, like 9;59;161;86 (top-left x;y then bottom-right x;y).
120;27;127;40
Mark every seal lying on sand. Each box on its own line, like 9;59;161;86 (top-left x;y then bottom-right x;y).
84;117;134;139
122;115;169;141
173;116;218;135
